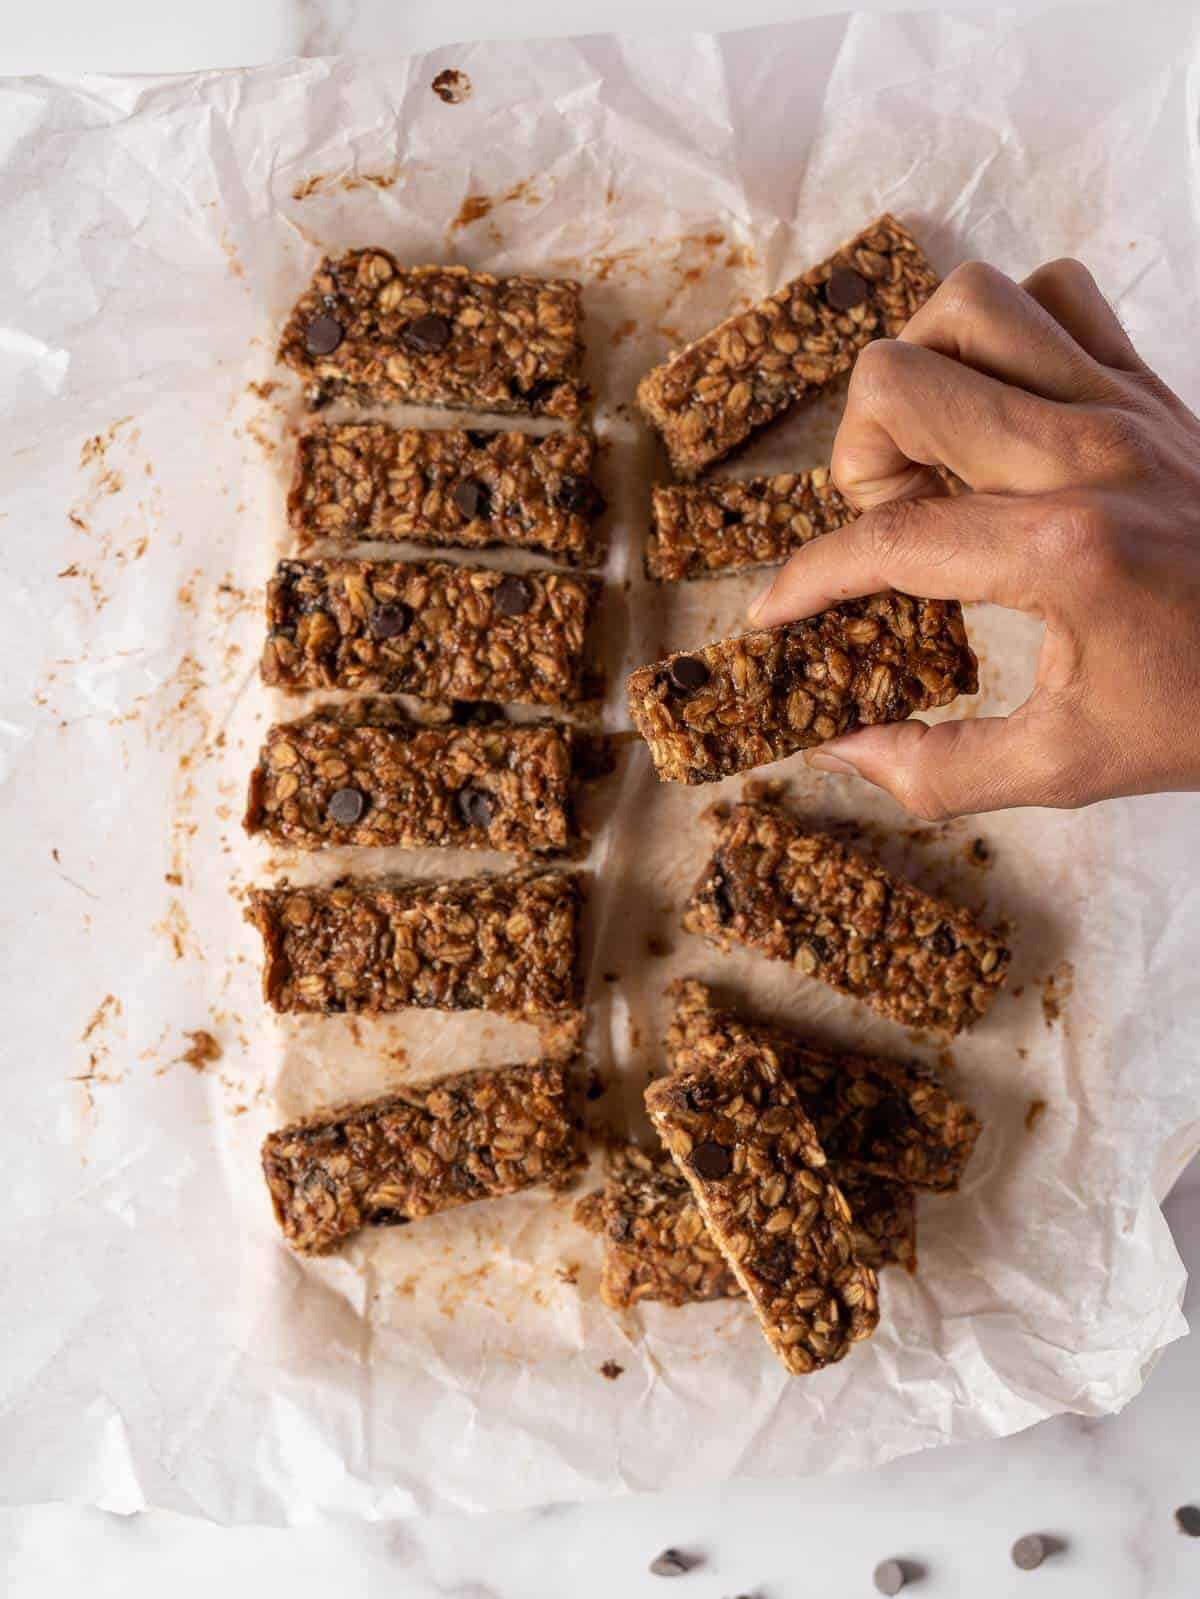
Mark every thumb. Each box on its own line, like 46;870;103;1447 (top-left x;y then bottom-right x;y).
804;710;1074;820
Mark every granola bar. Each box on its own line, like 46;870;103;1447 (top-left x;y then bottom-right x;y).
575;1141;914;1309
244;700;576;857
278;252;585;419
667;980;980;1191
289;423;604;565
626;593;976;784
684;802;1011;1035
261;558;598;706
646;465;852;581
262;1062;583;1254
637;215;937;476
247;869;580;1018
645;1038;879;1373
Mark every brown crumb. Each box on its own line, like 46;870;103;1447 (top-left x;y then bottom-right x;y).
450;193;492;231
1017;1046;1029;1060
1012;985;1025;999
585;1070;607;1101
247;380;278;401
611;318;638;346
647;936;672;958
599;1360;624;1381
1025;1098;1047;1132
432;68;472;105
179;1029;222;1072
966;836;993;869
164;871;182;886
1039;961;1075;1028
556;1261;580;1286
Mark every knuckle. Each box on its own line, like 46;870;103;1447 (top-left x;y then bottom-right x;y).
1074;405;1157;476
938;260;1010;316
1033;496;1119;577
848;337;906;405
1028;256;1096;297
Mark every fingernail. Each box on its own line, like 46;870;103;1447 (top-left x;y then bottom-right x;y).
747;581;774;622
805;748;858;776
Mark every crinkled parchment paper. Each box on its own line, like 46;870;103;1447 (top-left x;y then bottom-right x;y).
3;3;1199;1523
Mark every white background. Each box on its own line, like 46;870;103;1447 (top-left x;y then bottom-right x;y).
2;2;1199;1596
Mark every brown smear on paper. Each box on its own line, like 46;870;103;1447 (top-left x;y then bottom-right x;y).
449;180;545;234
1039;961;1075;1028
179;1029;223;1072
292;171;399;202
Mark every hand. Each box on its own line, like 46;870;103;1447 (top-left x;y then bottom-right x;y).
747;258;1200;819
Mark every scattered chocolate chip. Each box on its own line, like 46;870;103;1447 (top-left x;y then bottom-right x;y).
599;1360;624;1380
452;478;491;520
402;313;451;353
555;474;594;513
456;785;494;830
873;1559;907;1595
825;267;871;311
667;654;711;692
304;313;343;356
649;1550;697;1578
368;601;412;639
689;1139;733;1180
371;1209;410;1227
1011;1535;1046;1571
493;575;532;616
327;787;365;826
1176;1506;1200;1537
928;925;957;958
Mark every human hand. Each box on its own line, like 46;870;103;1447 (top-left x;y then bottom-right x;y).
747;259;1200;819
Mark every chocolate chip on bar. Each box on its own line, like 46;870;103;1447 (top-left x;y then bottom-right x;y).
646;465;853;582
667;980;980;1192
289;423;604;566
244;700;578;857
246;869;581;1018
637;214;938;477
278;253;586;419
683;802;1011;1036
261;1062;584;1254
645;1038;879;1375
261;557;599;707
626;593;976;784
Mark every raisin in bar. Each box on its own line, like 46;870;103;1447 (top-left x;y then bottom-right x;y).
645;1039;879;1374
627;593;976;784
668;979;980;1191
278;252;585;419
575;1140;913;1309
289;423;604;565
245;701;576;857
684;802;1011;1034
646;465;852;581
247;869;580;1018
262;1062;583;1254
261;558;598;706
637;215;938;477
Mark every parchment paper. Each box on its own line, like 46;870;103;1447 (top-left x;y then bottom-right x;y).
3;3;1199;1524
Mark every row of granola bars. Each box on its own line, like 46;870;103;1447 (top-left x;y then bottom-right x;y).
249;220;1010;1379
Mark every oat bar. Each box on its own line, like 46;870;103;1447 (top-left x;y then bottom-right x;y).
247;869;580;1018
637;215;937;477
244;701;576;856
261;558;598;706
575;1141;913;1309
684;802;1011;1035
278;252;585;419
289;423;604;565
645;1039;879;1374
668;980;980;1191
262;1062;583;1254
646;466;852;581
627;593;976;784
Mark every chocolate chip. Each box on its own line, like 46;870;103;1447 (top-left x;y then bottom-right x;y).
824;268;871;311
1011;1535;1046;1571
667;654;711;692
493;575;532;616
754;1242;792;1286
465;428;494;449
402;313;451;353
368;601;412;639
649;1550;697;1578
808;934;830;963
555;474;594;513
689;1140;733;1180
710;868;735;926
927;925;957;958
456;785;494;830
327;787;365;826
518;376;560;406
1176;1506;1200;1537
304;313;343;356
873;1559;907;1595
372;1209;410;1227
452;478;491;520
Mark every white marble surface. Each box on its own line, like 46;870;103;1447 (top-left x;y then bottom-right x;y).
2;2;1198;1595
